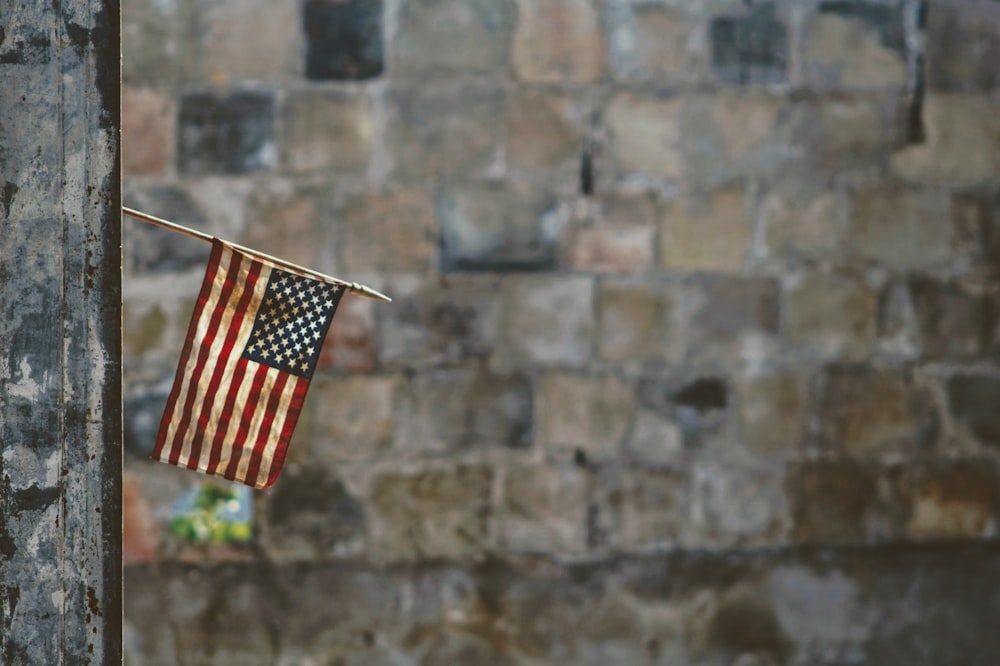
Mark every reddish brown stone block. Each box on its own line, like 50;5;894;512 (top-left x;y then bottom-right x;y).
122;85;174;177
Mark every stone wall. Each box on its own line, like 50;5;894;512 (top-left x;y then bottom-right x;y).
121;1;1000;664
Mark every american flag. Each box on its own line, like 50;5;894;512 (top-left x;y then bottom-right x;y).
152;239;344;489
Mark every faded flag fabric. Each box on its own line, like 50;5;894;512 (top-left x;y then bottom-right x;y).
152;239;344;489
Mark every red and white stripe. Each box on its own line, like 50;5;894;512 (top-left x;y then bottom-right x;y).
152;240;309;489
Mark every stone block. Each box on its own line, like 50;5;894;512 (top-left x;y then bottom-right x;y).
123;304;168;360
387;83;502;178
369;465;493;560
947;374;1000;448
378;276;501;368
505;89;582;170
626;408;684;467
391;0;512;77
177;90;276;175
318;295;376;372
303;0;383;80
310;374;401;463
606;93;684;180
338;187;436;277
711;93;783;167
891;94;1000;186
122;0;200;83
632;376;731;453
565;194;657;274
617;469;686;549
786;459;882;543
438;183;559;273
242;185;323;268
802;2;907;90
123;471;161;563
815;97;885;172
683;275;780;363
500;464;589;554
607;4;705;84
660;188;750;273
697;588;794;664
926;1;1000;92
512;0;605;84
849;185;954;271
122;382;171;460
263;466;366;560
123;186;211;274
757;186;842;260
281;91;372;173
598;279;670;362
420;633;520;666
122;85;174;177
898;460;1000;539
201;0;299;83
819;366;937;456
688;460;789;546
908;277;986;361
735;370;808;454
567;223;656;275
495;275;596;367
395;366;532;452
784;271;877;361
709;2;787;85
536;373;634;461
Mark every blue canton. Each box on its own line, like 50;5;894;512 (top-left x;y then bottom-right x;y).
242;268;344;379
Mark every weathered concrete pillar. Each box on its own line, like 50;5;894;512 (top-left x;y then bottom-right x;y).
0;1;122;664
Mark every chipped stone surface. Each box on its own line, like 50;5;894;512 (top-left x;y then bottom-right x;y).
2;1;122;662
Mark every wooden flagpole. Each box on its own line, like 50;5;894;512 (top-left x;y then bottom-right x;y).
122;206;392;302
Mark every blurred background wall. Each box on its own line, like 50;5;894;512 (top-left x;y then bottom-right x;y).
120;0;1000;663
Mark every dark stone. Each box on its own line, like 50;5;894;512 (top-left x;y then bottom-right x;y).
267;467;366;546
705;593;793;664
786;459;881;543
123;383;170;458
908;277;986;360
819;0;906;53
304;0;383;81
400;368;533;450
948;374;1000;447
819;365;938;455
123;186;210;273
926;1;1000;92
580;146;594;196
710;2;787;84
673;378;728;412
379;277;501;367
177;91;276;175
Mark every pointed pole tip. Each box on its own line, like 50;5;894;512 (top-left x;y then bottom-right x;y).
350;283;393;303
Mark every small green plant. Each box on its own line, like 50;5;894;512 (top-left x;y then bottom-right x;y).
169;483;252;545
